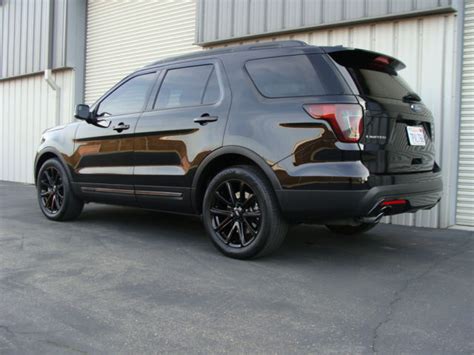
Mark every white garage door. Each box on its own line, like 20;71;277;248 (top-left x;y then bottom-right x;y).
210;14;459;228
85;0;200;105
456;2;474;227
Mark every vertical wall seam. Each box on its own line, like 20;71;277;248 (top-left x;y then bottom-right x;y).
394;21;399;57
415;17;424;227
17;0;21;76
11;1;15;76
229;0;234;38
62;0;68;67
370;24;376;50
24;2;29;75
439;15;447;186
416;19;423;94
281;0;286;29
214;0;219;40
300;0;305;26
30;0;35;73
320;0;325;24
38;0;43;71
451;9;464;227
247;0;252;34
0;1;5;77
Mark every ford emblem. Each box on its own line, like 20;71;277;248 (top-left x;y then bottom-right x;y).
410;104;423;113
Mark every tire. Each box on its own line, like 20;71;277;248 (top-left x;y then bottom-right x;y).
36;158;84;221
202;165;288;259
326;222;378;235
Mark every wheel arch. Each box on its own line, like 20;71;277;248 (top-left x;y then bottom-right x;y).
34;148;73;186
191;146;282;213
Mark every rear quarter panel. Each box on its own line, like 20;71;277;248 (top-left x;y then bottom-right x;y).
221;51;367;190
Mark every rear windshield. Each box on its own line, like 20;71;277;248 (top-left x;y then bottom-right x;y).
346;68;416;101
245;54;350;98
328;50;417;101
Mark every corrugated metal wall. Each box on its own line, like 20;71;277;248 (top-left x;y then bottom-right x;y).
196;0;457;45
0;0;85;184
456;1;474;226
208;13;459;228
84;0;199;105
0;70;75;183
0;0;69;78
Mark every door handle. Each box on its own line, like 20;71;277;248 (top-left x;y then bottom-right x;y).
194;114;218;125
113;123;130;132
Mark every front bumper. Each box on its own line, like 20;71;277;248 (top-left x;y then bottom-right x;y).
276;171;442;223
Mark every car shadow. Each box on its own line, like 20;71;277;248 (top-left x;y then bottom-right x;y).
74;203;436;267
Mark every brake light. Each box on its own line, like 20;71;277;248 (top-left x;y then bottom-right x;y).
381;199;407;206
374;55;391;65
303;104;364;143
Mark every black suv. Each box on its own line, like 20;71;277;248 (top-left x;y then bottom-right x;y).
35;40;442;259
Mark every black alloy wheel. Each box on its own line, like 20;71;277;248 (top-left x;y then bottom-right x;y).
37;158;84;221
39;166;64;215
209;179;262;248
203;165;288;259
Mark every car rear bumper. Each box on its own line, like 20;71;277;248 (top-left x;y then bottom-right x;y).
276;171;442;223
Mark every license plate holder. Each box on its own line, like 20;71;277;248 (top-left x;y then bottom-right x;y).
406;126;426;146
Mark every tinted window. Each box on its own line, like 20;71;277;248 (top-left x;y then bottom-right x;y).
328;50;417;100
203;69;220;104
245;54;349;98
155;65;220;109
347;68;415;100
97;73;155;116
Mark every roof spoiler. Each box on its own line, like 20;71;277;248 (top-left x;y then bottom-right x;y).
322;47;406;74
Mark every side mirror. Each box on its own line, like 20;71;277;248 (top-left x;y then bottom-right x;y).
75;104;92;121
74;104;111;128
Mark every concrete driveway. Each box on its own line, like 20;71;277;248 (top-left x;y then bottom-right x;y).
0;181;473;354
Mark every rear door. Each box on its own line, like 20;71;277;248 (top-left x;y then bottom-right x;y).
133;59;231;212
328;49;436;175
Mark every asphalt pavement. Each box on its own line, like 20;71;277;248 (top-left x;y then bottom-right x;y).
0;181;473;354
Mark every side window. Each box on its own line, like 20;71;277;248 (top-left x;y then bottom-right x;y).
97;73;156;116
202;69;220;105
245;55;349;98
155;65;220;109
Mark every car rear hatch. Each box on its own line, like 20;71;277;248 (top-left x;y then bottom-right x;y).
326;48;436;175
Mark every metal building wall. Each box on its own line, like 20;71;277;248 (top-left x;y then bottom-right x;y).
208;13;460;228
0;0;68;78
196;0;458;45
0;70;76;184
84;0;199;105
456;1;474;227
0;0;86;184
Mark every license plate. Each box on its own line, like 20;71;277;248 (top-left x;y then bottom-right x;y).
406;126;426;146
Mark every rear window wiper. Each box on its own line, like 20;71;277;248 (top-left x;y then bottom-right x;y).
403;92;421;103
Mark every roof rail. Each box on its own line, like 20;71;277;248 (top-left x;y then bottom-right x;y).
246;40;308;50
146;40;309;67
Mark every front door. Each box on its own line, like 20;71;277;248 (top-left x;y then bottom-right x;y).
134;60;231;212
73;71;157;203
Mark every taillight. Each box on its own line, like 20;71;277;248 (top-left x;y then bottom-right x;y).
303;104;364;143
